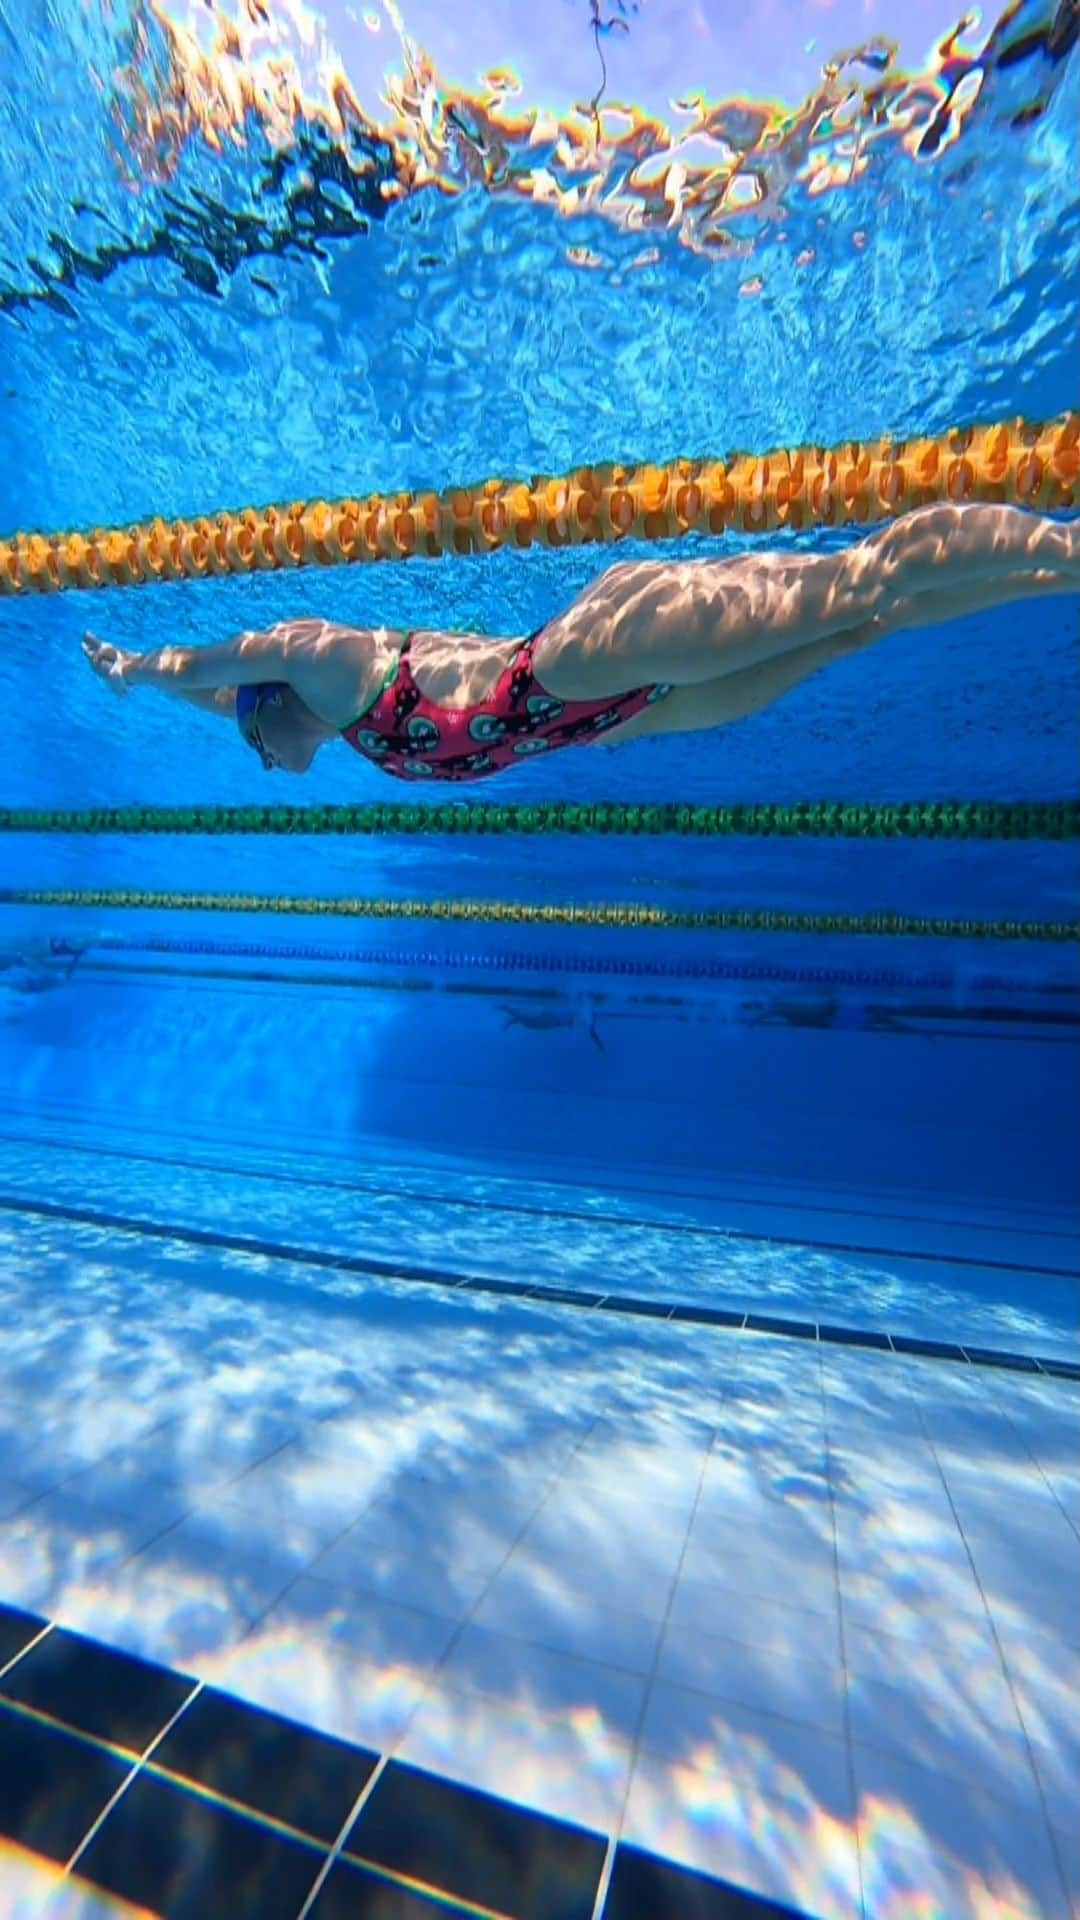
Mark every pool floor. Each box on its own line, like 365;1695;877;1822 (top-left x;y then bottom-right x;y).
0;1188;1077;1919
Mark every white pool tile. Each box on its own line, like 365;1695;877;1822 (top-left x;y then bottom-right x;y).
1053;1821;1080;1920
0;1475;38;1523
1011;1677;1080;1831
681;1515;836;1589
259;1572;458;1673
974;1546;1080;1649
508;1507;680;1622
622;1747;862;1920
845;1633;1040;1812
123;1516;300;1622
527;1479;691;1553
670;1553;839;1631
175;1482;352;1574
53;1469;196;1544
703;1439;831;1500
123;1409;301;1491
565;1437;709;1514
0;1407;166;1485
689;1483;834;1549
692;1489;834;1562
993;1610;1080;1688
854;1742;1068;1920
838;1550;991;1641
1044;1473;1080;1533
939;1461;1070;1538
832;1477;965;1549
583;1410;719;1455
471;1565;663;1675
205;1629;430;1755
435;1621;646;1738
0;1491;165;1616
396;1677;628;1836
835;1528;975;1599
638;1680;853;1817
57;1565;249;1671
1;1169;1076;1920
655;1621;845;1734
308;1531;494;1620
211;1446;383;1544
843;1613;1004;1683
0;1435;98;1495
826;1451;945;1512
318;1475;535;1584
670;1583;845;1669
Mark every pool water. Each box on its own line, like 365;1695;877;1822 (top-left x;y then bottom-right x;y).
0;0;1078;1915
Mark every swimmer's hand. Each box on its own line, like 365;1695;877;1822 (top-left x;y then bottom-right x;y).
82;631;135;696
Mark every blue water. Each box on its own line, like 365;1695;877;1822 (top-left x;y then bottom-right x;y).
0;0;1078;1357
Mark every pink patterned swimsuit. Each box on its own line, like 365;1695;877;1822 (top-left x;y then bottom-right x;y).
341;631;672;783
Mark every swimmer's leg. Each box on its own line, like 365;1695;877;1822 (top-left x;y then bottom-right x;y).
606;565;1077;741
534;506;1078;698
835;504;1079;630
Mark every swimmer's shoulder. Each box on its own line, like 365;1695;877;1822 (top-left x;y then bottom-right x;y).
277;618;403;728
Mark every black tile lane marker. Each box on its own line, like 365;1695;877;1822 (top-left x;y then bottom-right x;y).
605;1844;808;1918
0;1701;133;1871
0;1627;193;1753
74;1770;329;1920
1;1191;1077;1381
341;1760;607;1920
0;1606;821;1920
151;1687;379;1848
0;1601;48;1671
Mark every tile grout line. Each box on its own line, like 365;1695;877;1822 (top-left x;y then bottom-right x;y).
0;1618;54;1681
988;1374;1080;1550
101;1431;308;1587
361;1414;614;1764
821;1343;867;1920
292;1752;392;1920
910;1395;1075;1919
586;1416;724;1920
294;1409;678;1917
216;1413;616;1845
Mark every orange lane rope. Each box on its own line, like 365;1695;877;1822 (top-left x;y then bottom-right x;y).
1;414;1076;596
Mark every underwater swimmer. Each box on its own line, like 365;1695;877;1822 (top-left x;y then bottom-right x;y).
82;503;1079;782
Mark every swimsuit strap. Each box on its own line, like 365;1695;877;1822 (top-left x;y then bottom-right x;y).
383;631;421;703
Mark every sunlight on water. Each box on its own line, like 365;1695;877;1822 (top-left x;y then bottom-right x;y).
1;0;1077;534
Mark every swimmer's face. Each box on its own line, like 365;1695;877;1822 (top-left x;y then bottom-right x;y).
241;687;318;774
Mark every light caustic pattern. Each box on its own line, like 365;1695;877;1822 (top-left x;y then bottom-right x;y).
110;0;1076;250
1;0;1076;318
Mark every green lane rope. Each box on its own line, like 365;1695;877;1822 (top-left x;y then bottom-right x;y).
1;890;1075;940
0;800;1077;839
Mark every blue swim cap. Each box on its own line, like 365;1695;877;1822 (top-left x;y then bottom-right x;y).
236;682;288;729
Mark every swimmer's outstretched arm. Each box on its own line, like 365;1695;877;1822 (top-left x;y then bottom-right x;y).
82;618;377;717
82;624;297;695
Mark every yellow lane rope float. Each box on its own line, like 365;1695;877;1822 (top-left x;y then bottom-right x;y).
1;890;1076;941
2;414;1076;596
